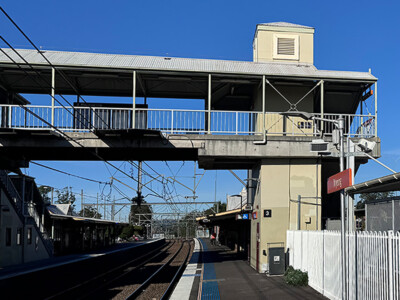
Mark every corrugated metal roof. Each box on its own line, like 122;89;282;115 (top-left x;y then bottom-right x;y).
0;48;377;82
259;22;314;29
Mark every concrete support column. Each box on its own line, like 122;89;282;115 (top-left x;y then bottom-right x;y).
132;70;137;129
250;159;321;273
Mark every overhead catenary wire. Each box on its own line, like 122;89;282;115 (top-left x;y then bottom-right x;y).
0;6;112;130
0;7;197;214
31;162;109;184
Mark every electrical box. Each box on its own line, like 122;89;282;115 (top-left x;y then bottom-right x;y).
310;139;329;153
268;247;285;275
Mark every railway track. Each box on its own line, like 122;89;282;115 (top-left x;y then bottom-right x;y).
126;240;192;300
45;239;192;300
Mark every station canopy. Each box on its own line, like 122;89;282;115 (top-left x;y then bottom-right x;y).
345;172;400;194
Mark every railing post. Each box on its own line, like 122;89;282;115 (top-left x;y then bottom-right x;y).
235;112;238;134
92;108;95;131
132;70;136;129
208;74;211;134
8;106;12;128
51;67;55;128
171;110;174;134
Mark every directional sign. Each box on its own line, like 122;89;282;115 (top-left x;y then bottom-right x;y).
327;168;352;194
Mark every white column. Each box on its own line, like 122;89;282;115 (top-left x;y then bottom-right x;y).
375;82;378;137
51;67;55;127
320;80;324;132
208;74;211;134
132;71;136;129
262;75;266;134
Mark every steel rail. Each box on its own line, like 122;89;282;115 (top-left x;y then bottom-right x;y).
45;240;174;300
126;240;187;299
160;240;192;300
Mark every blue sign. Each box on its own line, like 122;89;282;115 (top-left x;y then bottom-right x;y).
242;213;249;220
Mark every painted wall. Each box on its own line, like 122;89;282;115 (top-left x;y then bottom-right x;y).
250;159;321;272
0;189;49;267
253;27;314;64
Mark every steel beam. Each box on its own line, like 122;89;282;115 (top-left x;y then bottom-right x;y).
82;201;215;206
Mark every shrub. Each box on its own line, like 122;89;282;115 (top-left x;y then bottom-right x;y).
284;266;308;286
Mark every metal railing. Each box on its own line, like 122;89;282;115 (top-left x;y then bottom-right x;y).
287;230;400;300
0;104;376;137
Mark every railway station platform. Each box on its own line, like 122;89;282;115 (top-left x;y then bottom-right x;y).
195;238;325;300
0;240;154;280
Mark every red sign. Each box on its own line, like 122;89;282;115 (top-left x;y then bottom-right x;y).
327;169;352;194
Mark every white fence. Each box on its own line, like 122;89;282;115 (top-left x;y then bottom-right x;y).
0;104;376;137
287;230;400;300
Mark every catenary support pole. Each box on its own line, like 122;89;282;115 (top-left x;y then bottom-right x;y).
81;189;84;217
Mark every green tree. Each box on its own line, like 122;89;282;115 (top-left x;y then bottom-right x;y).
56;187;76;209
119;225;143;240
357;191;395;209
79;206;102;219
203;201;227;216
38;185;52;204
129;198;152;225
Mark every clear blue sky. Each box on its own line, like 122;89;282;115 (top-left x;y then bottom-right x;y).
1;0;399;218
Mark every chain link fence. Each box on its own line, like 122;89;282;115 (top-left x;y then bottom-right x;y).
366;196;400;231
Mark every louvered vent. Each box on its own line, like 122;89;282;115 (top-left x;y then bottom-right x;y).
277;38;295;55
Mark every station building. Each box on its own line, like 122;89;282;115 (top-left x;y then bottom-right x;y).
0;170;123;267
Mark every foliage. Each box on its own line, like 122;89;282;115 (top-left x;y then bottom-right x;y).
119;225;143;240
38;185;52;204
356;192;394;209
130;198;152;225
56;187;76;209
203;201;227;216
79;206;102;219
284;266;308;286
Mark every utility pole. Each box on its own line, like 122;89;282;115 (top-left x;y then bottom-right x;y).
111;196;115;221
51;187;54;205
104;194;106;220
81;189;84;217
97;193;99;218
